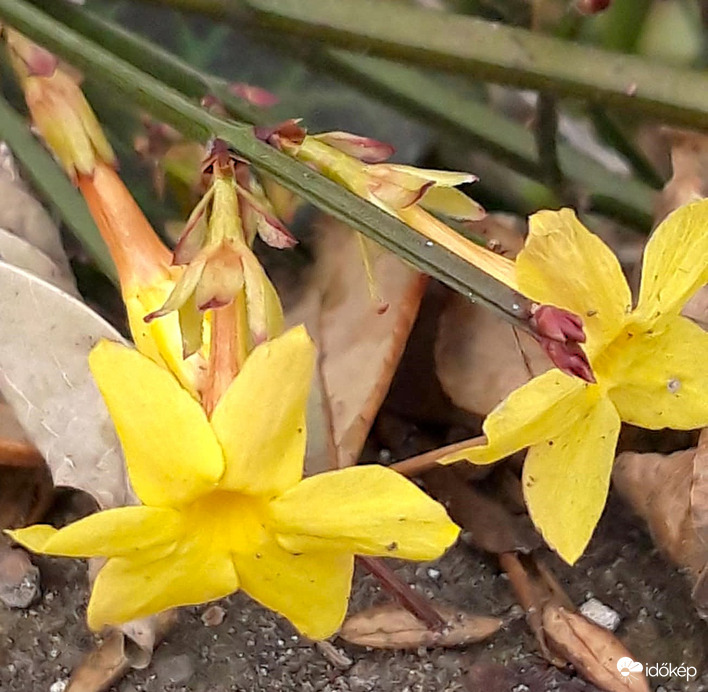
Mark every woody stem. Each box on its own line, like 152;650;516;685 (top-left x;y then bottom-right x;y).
357;556;446;631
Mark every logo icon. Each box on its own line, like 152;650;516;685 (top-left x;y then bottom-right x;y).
617;657;643;678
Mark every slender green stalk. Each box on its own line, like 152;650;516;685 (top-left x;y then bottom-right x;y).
148;0;708;129
29;0;268;125
535;94;562;190
0;94;117;283
31;2;654;229
0;0;532;328
590;107;665;190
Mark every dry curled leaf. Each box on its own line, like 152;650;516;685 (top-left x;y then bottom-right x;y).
339;603;502;649
543;606;650;692
287;218;426;472
500;552;647;692
66;611;177;692
613;432;708;616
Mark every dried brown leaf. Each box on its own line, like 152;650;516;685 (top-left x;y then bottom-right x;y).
339;603;502;649
436;295;549;418
66;611;177;692
655;129;708;224
543;606;650;692
613;432;708;615
287;218;426;472
423;465;541;554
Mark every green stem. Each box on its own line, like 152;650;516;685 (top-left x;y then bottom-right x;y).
590;107;665;190
32;3;654;229
148;0;708;129
535;94;562;190
0;93;117;283
29;0;269;126
0;0;531;328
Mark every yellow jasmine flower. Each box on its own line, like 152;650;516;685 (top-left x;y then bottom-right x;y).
7;327;459;639
441;200;708;565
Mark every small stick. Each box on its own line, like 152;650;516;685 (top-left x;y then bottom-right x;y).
389;435;485;477
0;437;44;468
357;555;446;631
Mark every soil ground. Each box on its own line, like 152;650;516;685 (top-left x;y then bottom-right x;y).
1;493;706;692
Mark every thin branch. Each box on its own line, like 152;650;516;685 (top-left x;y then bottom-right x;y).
390;435;486;477
357;556;447;631
535;93;562;190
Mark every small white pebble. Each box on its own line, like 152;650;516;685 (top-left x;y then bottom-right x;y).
580;598;621;631
425;240;434;247
49;680;68;692
427;568;441;580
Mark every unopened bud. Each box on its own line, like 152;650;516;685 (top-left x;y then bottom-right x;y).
531;304;586;344
541;339;596;383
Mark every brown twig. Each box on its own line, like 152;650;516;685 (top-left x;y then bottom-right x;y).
0;437;45;469
389;435;486;477
356;556;447;631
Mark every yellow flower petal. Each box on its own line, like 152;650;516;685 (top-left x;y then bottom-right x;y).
87;534;238;630
517;209;632;355
234;536;354;640
6;506;181;558
89;340;223;507
125;278;203;398
211;326;314;496
523;396;620;565
635;199;708;323
440;370;593;465
607;316;708;430
271;465;459;560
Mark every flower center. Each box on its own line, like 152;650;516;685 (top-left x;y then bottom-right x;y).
183;490;270;555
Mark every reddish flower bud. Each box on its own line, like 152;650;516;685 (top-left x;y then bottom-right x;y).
313;131;394;163
531;305;586;344
254;120;306;150
541;339;596;384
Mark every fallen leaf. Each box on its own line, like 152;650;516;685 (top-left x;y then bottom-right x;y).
435;215;549;417
613;431;708;616
0;261;132;509
0;146;77;288
422;465;542;554
542;605;650;692
339;603;502;649
287;218;426;472
655;129;708;224
66;611;177;692
499;551;648;692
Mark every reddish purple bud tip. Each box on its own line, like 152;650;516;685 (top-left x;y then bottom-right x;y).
541;339;596;384
531;305;586;344
254;120;306;149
